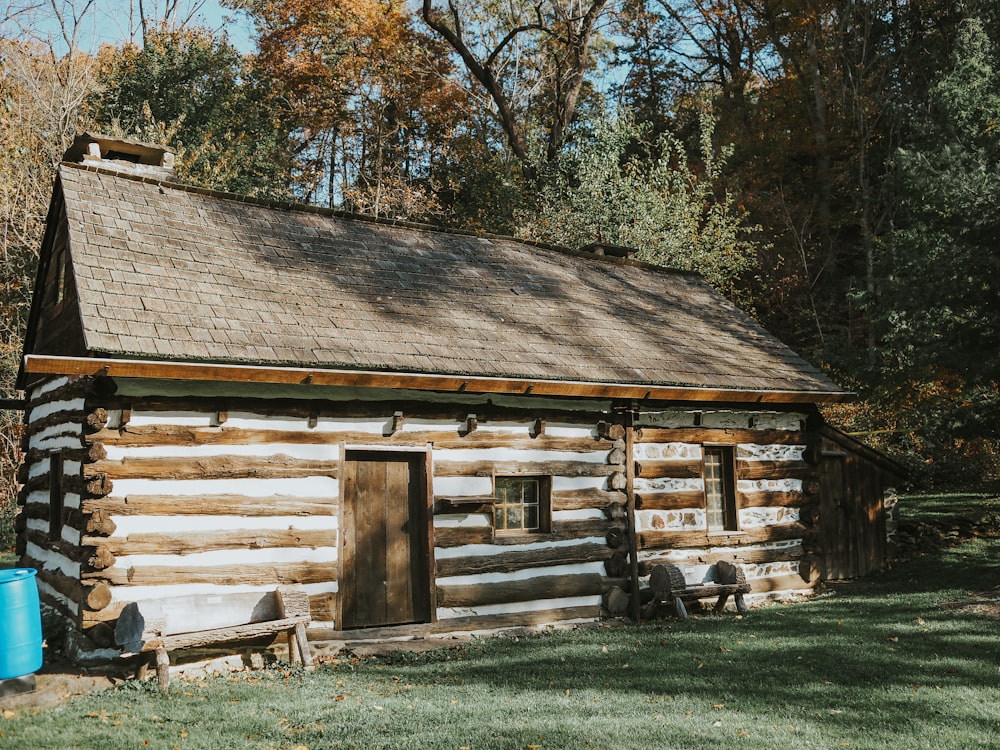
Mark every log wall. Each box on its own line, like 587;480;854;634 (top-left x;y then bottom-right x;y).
18;377;839;660
632;408;822;606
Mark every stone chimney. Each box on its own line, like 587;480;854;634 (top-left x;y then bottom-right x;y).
62;133;176;180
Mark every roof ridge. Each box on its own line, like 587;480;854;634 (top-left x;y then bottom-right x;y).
57;160;700;280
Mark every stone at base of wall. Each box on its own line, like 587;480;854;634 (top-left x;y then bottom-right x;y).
0;674;36;698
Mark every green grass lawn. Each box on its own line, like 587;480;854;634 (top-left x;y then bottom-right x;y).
3;533;998;750
899;490;1000;524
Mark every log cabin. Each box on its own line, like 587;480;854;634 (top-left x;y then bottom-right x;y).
15;134;903;663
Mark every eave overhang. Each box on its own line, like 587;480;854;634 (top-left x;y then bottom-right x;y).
23;355;855;405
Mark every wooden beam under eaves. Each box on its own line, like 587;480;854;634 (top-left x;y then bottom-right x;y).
21;355;855;405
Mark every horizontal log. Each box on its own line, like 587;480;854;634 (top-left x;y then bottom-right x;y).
551;488;625;511
24;443;106;467
637;544;805;574
634;491;705;511
88;424;608;452
88;455;339;481
85;494;338;517
87;562;336;587
635;428;808;444
634;460;702;479
435;542;612;578
24;528;96;567
433;496;495;515
20;502;117;536
737;491;805;508
310;605;603;641
736;461;812;480
89;394;610;425
22;410;87;440
433;461;617;478
437;572;605;608
26;374;99;408
31;562;111;610
637;523;811;551
83;528;334;556
434;519;620;549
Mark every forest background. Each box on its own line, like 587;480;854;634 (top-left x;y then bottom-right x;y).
1;0;998;548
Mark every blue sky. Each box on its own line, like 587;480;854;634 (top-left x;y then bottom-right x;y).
4;0;256;54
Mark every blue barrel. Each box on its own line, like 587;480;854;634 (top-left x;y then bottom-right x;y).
0;568;44;679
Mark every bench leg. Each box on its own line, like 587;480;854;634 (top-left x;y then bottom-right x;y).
293;623;315;670
734;593;749;615
155;646;171;689
287;632;297;664
712;592;731;615
674;597;689;620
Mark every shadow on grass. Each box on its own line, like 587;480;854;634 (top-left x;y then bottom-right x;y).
371;535;1000;742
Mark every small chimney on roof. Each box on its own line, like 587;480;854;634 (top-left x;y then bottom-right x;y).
63;133;176;179
580;242;638;260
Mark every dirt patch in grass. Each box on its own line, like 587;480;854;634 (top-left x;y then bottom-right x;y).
1;661;123;715
941;587;1000;619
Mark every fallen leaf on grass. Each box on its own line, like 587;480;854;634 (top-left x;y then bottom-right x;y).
2;709;17;720
712;704;725;710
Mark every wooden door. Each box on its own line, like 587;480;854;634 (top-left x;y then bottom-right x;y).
819;453;850;580
340;451;430;629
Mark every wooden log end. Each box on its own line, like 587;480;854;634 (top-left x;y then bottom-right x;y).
602;586;630;616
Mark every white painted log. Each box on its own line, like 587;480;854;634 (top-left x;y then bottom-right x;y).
29;426;83;452
436;561;607;587
109;581;337;605
25;541;81;577
433;447;610;463
552;508;606;522
433;476;492;497
110;545;338;570
553;476;607;491
433;514;492;529
434;535;606;560
107;477;339;497
103;443;340;461
30;375;73;400
28;397;87;423
109;515;337;536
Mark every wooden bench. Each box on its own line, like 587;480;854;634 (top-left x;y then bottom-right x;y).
642;561;752;620
114;585;315;687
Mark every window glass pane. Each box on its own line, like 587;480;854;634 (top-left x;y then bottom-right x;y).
494;476;547;532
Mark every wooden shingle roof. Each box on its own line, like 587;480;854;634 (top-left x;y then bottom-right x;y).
36;162;848;401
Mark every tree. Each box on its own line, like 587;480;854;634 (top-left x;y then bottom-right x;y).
420;0;612;174
87;25;293;197
240;0;469;218
520;109;759;294
0;36;98;548
868;18;1000;480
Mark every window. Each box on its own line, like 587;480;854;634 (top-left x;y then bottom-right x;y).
49;452;64;542
704;447;738;532
494;476;551;533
